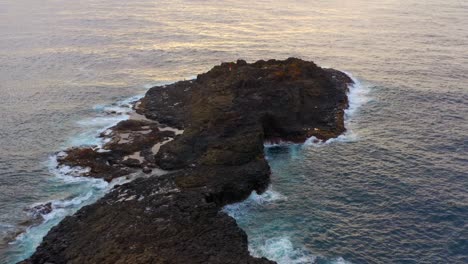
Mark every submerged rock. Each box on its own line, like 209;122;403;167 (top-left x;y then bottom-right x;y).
21;58;352;264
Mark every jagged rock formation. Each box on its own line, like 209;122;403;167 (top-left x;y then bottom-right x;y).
21;58;352;264
57;118;181;182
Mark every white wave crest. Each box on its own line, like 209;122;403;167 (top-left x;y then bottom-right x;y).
223;188;286;219
9;82;190;262
303;133;358;147
73;93;148;148
93;94;144;114
70;113;129;148
251;236;316;264
304;73;370;147
249;236;352;264
264;140;296;148
10;159;131;262
47;155;104;185
332;257;353;264
265;73;370;149
344;73;371;119
76;115;130;129
249;189;287;204
50;191;93;209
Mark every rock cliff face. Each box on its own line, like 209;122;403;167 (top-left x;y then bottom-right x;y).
21;58;352;264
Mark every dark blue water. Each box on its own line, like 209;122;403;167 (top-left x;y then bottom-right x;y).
1;0;467;263
225;80;468;263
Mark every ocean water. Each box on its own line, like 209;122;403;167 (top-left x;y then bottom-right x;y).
0;0;467;263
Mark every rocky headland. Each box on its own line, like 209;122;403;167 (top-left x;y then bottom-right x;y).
21;58;353;264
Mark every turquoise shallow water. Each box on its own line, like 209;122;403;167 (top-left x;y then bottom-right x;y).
1;0;467;263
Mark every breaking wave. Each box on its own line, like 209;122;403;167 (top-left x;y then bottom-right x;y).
304;73;370;147
231;73;366;264
223;188;287;219
251;236;316;264
7;89;154;263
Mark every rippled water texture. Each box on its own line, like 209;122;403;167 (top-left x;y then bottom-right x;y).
1;0;467;263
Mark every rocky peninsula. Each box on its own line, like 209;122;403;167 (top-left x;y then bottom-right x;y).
21;58;353;264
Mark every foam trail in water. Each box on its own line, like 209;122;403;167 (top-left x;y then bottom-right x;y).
11;183;125;262
7;90;153;262
224;189;317;264
263;140;296;148
93;94;144;113
343;72;371;119
71;94;149;147
265;74;370;149
249;234;353;264
77;115;130;127
8;78;202;262
249;236;353;264
250;236;316;264
223;178;351;263
9;154;132;263
70;114;129;147
239;74;364;264
223;188;286;219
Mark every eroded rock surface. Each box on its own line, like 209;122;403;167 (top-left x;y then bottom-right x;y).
58;119;177;181
21;58;352;264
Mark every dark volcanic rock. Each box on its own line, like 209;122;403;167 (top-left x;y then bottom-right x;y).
29;203;53;217
22;58;352;264
22;174;272;264
20;203;53;227
58;119;176;181
152;58;351;171
136;80;193;129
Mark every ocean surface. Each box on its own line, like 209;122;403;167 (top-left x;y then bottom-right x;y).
1;0;467;263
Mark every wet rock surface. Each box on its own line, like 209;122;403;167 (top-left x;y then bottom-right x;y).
21;58;352;264
57;119;177;182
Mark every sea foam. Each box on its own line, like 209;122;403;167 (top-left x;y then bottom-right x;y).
223;188;287;219
230;73;365;264
304;73;370;147
223;190;318;264
8;77;200;262
250;236;316;264
8;89;157;263
265;74;370;149
10;174;130;263
248;235;353;264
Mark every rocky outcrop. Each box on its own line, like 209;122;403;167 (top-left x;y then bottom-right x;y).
57;118;180;181
21;58;352;264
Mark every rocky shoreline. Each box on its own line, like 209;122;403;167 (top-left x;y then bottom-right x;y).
20;58;353;264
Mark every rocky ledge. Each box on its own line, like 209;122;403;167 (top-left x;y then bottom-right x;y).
21;58;353;264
